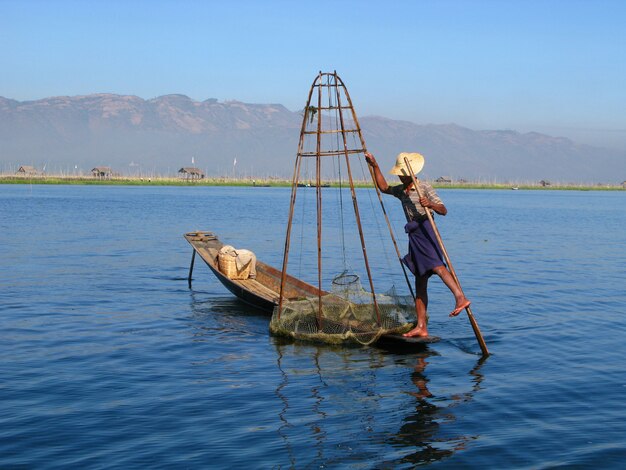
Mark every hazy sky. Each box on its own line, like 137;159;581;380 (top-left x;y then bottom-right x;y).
2;0;626;149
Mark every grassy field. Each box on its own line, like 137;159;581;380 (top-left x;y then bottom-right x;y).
1;174;624;190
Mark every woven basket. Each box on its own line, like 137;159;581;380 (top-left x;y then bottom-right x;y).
218;253;251;280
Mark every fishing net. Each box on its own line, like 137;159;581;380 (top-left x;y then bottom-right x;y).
269;272;415;345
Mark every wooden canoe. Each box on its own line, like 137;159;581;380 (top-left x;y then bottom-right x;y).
184;231;439;347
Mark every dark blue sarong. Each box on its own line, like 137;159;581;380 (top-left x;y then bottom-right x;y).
402;219;446;277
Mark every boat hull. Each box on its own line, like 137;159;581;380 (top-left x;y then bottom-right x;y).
184;231;437;348
202;255;276;312
184;231;324;313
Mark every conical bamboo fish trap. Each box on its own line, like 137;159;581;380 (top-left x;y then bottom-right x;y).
269;71;416;345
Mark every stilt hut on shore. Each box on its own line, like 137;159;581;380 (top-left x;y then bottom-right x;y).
178;167;205;180
91;167;112;179
17;165;38;175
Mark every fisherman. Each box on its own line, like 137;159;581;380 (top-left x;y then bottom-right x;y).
364;152;470;338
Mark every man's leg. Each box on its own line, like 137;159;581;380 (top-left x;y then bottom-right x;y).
403;274;430;337
432;265;471;316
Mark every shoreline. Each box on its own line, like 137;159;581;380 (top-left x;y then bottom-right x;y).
1;175;624;191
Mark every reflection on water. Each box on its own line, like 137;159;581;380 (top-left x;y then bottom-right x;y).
186;292;486;467
274;340;329;467
272;337;486;467
389;355;485;466
187;292;270;338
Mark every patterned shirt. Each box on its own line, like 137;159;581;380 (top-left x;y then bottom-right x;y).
390;181;443;222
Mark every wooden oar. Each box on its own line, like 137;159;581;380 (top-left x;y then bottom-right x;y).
403;157;490;357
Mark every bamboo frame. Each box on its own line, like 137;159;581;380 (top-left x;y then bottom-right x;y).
277;71;413;328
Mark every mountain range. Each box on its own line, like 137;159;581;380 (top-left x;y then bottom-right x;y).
1;93;624;183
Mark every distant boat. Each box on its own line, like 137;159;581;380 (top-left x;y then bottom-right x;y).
297;182;330;187
511;186;519;190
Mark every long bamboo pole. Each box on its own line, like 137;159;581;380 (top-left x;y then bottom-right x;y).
315;73;324;332
338;75;416;301
333;72;381;325
404;157;490;357
187;249;196;289
277;73;317;318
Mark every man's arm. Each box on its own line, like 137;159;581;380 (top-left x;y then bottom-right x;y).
364;152;391;194
419;196;447;216
419;185;447;216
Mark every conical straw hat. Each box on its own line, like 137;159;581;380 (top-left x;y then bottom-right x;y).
389;152;425;176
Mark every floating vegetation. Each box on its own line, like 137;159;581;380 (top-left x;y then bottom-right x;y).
0;175;623;190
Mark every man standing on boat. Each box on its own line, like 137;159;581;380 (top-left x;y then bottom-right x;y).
364;152;470;338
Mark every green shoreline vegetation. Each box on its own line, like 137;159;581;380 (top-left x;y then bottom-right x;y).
1;174;625;191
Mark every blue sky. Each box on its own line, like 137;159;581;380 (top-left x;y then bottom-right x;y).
2;0;626;149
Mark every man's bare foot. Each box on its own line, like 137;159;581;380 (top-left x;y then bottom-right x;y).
403;326;429;338
449;298;471;317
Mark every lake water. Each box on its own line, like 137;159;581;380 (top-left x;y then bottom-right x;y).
1;184;625;468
